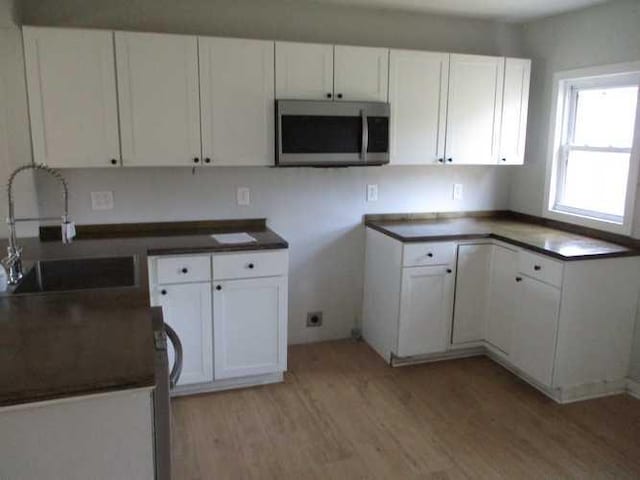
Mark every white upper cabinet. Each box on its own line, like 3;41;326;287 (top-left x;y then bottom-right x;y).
115;32;201;166
199;37;274;166
445;54;504;165
23;27;120;168
275;42;334;100
333;45;389;102
388;50;448;165
498;58;531;165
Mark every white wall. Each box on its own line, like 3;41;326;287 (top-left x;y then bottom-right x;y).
0;0;39;238
510;0;640;380
21;0;521;343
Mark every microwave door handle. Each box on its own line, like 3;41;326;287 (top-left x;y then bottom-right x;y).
164;323;183;389
360;110;368;162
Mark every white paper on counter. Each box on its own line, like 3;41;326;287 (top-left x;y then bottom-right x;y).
211;232;257;244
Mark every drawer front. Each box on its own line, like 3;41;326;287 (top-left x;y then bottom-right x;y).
517;250;563;287
213;249;288;280
156;255;211;284
402;242;457;267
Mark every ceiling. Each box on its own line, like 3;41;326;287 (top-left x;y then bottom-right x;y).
297;0;612;22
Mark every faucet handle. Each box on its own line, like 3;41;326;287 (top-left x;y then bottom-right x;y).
62;221;76;244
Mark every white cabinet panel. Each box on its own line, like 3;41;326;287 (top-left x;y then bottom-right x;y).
389;50;448;165
213;276;288;379
499;58;531;165
23;27;120;168
334;45;389;102
511;276;561;387
151;282;213;386
275;42;333;100
445;54;503;165
397;265;455;357
115;32;201;166
485;245;518;354
199;37;274;166
452;244;492;344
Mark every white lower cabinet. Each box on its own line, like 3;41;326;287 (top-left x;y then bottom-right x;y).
510;276;561;387
148;249;288;394
213;276;288;379
485;245;518;354
398;265;455;357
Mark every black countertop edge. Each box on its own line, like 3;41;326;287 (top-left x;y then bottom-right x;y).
364;222;640;261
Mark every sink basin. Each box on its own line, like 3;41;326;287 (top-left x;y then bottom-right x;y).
12;256;138;294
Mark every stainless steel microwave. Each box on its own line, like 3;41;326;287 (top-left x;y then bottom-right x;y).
275;100;390;167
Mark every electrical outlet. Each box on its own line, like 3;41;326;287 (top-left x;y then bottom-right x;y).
306;311;323;327
237;187;250;206
366;184;378;202
91;191;114;211
453;183;463;201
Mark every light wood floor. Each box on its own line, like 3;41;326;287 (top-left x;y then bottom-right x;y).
171;341;640;479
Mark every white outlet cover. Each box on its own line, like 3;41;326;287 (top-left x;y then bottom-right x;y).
91;191;114;210
453;184;463;201
237;187;251;206
366;184;378;202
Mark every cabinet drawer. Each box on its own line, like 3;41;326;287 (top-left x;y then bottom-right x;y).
155;255;211;284
517;250;563;287
213;250;288;280
402;242;456;267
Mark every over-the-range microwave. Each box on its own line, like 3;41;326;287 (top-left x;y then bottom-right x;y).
275;100;390;167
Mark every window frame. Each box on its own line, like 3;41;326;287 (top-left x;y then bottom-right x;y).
544;62;640;235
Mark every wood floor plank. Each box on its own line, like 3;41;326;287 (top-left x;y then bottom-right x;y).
171;340;640;479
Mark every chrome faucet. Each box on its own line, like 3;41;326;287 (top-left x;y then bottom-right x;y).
2;163;75;285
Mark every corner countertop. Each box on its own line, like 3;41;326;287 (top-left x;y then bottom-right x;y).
365;214;640;261
0;219;288;408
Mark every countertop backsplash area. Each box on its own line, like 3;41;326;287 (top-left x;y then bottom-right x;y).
34;165;511;344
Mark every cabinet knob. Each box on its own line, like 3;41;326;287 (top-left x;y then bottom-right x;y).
427;253;433;258
501;158;507;162
193;157;200;164
326;93;332;99
216;285;222;291
515;276;522;282
204;157;211;164
247;263;255;269
337;93;343;99
181;267;188;274
446;268;452;274
437;158;444;163
161;289;167;295
447;158;453;163
534;265;542;271
110;158;118;165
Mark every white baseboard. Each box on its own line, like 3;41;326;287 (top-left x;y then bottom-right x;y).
391;347;485;367
627;378;640;400
170;372;284;398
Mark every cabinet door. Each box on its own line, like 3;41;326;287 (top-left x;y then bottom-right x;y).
334;45;389;102
498;58;531;165
485;245;518;354
452;244;492;344
115;32;201;166
22;27;120;168
213;276;287;379
151;283;213;386
445;54;503;165
511;276;561;387
397;266;455;357
388;50;448;165
199;37;274;166
275;42;333;100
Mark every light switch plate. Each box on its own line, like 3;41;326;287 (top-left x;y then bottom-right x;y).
237;187;251;206
453;184;463;201
91;191;114;210
366;184;378;202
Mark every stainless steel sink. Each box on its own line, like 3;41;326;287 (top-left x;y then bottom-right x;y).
12;256;138;294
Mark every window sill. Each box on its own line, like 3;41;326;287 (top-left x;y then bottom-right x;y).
544;208;630;236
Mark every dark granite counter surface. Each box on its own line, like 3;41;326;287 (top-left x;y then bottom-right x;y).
365;214;640;261
0;219;288;407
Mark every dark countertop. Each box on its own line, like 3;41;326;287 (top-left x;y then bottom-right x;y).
365;216;640;261
0;219;288;407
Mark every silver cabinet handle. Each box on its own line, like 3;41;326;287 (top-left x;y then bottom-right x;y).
360;110;368;162
164;323;182;389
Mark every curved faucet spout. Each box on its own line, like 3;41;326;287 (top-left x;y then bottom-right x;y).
3;163;73;285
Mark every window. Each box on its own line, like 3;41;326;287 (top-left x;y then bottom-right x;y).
547;66;640;232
